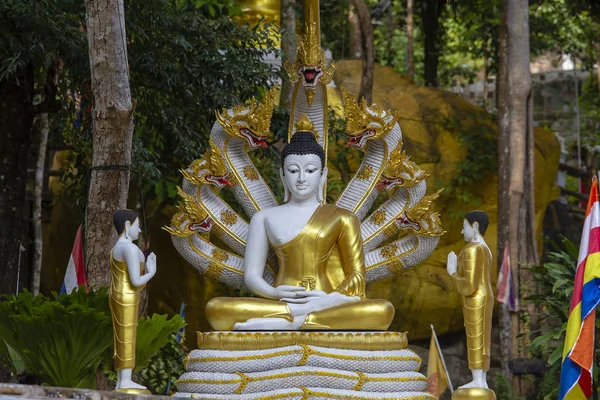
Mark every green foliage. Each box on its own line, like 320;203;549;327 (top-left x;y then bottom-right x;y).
102;313;186;388
0;0;88;83
526;237;579;400
440;111;497;216
0;289;185;390
0;289;112;388
134;314;185;373
137;333;186;395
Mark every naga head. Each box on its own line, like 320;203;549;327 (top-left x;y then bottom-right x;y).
163;187;214;237
283;3;334;106
180;139;232;189
215;86;277;149
342;87;398;149
396;189;445;236
378;145;429;191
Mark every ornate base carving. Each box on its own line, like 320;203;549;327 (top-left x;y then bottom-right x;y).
451;388;496;400
197;331;408;351
174;331;432;399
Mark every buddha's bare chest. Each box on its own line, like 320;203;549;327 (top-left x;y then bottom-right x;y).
264;206;320;245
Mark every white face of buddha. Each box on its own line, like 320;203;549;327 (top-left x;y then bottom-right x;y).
282;154;323;201
127;218;141;241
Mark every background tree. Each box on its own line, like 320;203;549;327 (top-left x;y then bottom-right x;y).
280;0;297;110
406;0;415;79
497;0;537;391
421;0;447;86
352;0;375;103
84;0;134;287
0;0;88;296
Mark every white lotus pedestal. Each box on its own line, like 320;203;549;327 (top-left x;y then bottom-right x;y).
173;331;434;399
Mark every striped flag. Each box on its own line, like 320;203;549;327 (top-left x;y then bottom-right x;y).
559;176;600;400
60;225;87;294
496;242;519;311
426;324;453;398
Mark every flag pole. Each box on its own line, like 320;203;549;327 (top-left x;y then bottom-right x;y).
430;324;454;393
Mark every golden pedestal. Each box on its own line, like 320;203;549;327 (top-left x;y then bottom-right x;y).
197;330;408;351
452;388;496;400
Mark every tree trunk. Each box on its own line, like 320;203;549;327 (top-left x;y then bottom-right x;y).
31;113;49;296
348;4;362;59
0;64;35;296
352;0;374;104
386;3;394;65
280;0;297;111
406;0;414;80
421;0;445;87
85;0;134;288
596;43;600;91
483;49;489;111
496;0;511;378
499;0;537;395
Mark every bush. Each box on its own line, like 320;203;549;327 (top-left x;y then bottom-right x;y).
0;288;186;391
0;289;112;388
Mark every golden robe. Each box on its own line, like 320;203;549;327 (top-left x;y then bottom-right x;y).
452;242;493;370
205;204;394;331
109;252;145;370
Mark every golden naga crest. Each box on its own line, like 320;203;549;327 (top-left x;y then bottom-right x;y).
283;5;335;91
180;139;231;188
396;189;445;236
379;146;429;191
163;187;213;237
215;86;277;149
342;87;398;148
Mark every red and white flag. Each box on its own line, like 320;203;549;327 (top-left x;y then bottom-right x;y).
60;225;87;294
497;242;518;311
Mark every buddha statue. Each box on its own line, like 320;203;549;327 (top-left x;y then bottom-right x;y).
110;209;157;393
446;210;494;394
205;116;395;331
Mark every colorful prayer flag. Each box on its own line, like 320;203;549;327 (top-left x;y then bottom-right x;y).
426;324;453;398
60;225;87;294
496;242;519;311
559;176;600;400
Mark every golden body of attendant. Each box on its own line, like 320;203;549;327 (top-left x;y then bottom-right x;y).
109;210;156;393
447;211;494;390
205;118;394;331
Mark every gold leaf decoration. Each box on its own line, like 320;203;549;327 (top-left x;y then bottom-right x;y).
220;209;238;226
211;248;229;263
370;210;387;226
356;165;374;181
242;166;259;181
380;244;398;260
342;87;398;139
205;262;223;281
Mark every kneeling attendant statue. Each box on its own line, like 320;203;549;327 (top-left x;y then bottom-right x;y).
110;210;157;393
447;210;496;400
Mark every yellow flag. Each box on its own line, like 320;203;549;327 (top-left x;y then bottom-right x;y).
426;324;453;399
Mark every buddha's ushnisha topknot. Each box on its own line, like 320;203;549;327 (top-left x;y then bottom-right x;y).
281;115;325;170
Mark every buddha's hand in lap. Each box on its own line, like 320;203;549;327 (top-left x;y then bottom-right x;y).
282;291;360;316
272;285;306;300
